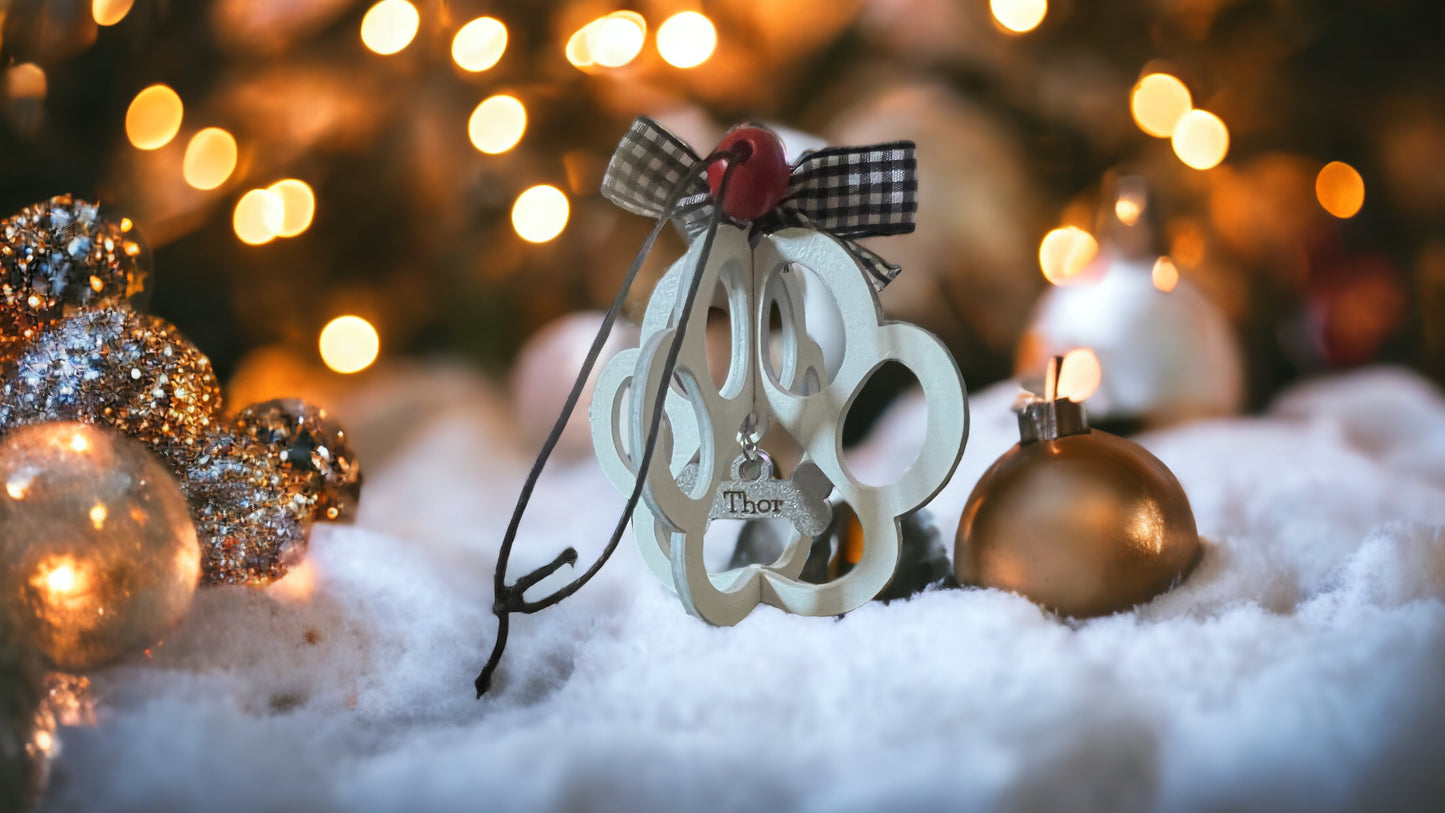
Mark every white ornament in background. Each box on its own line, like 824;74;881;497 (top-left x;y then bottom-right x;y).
512;312;639;460
590;226;968;625
1019;258;1244;424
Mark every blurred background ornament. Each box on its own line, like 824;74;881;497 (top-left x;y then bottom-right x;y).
510;311;638;461
0;307;222;468
182;399;360;585
0;195;149;363
956;357;1201;618
0;422;200;671
0;618;54;812
1017;176;1244;425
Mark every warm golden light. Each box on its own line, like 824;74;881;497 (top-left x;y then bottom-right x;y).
1152;256;1180;292
1172;109;1229;170
267;179;316;237
452;16;507;72
39;559;81;597
89;502;108;530
92;0;135;26
656;11;717;68
70;433;89;453
1130;74;1192;138
585;12;646;68
125;84;184;150
1315;161;1365;219
5;476;29;500
182;127;238;190
320;316;380;374
565;27;594;67
6;63;46;100
468;94;527;154
511;185;570;243
1115;197;1142;226
1057;348;1102;403
990;0;1048;33
233;189;285;245
1039;226;1098;285
361;0;420;56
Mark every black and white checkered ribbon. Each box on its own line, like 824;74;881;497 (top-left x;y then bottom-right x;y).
601;117;918;290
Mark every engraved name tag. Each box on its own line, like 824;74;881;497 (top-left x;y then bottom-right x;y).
683;453;833;537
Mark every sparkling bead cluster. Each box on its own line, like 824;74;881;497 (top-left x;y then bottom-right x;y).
0;195;147;362
0;197;361;586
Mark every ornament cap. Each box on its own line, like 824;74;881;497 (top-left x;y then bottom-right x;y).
1018;397;1090;444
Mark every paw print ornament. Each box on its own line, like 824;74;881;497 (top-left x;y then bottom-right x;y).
591;220;968;624
590;121;967;625
477;119;967;691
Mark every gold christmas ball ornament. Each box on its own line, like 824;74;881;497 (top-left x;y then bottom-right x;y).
955;395;1201;619
0;422;201;671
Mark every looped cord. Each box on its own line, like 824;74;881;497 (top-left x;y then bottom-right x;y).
475;145;749;697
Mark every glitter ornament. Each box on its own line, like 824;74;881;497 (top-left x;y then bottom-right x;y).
183;400;359;585
0;422;201;671
0;308;222;468
955;363;1201;618
232;399;362;523
0;195;149;363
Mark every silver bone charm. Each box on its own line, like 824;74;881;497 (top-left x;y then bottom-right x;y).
677;453;833;537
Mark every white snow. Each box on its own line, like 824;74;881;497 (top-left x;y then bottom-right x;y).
40;366;1445;812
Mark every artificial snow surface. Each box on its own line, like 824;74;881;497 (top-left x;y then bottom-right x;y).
42;367;1445;812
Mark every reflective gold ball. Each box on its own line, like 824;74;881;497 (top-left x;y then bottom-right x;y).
0;423;200;671
955;428;1201;618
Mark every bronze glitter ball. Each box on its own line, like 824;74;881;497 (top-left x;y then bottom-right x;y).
0;195;148;363
0;308;222;469
182;428;314;586
955;398;1201;618
182;401;359;586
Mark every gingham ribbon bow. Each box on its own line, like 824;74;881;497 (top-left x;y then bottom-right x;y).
601;117;918;290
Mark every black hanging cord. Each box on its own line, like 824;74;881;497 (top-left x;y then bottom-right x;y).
476;146;748;697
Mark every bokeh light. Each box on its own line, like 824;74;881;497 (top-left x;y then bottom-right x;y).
990;0;1048;34
1152;256;1180;292
468;94;527;154
1039;226;1098;285
1057;348;1102;402
233;188;285;245
657;12;717;68
92;0;134;26
182;128;238;190
585;12;646;68
267;179;316;237
6;63;46;100
1131;74;1192;138
452;17;507;72
320;316;380;374
361;0;420;56
1171;109;1229;170
511;185;569;243
125;84;184;150
1316;161;1365;219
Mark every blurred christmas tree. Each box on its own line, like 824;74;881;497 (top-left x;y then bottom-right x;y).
2;0;1442;418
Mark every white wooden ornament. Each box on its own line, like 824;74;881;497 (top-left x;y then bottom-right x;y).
589;226;968;625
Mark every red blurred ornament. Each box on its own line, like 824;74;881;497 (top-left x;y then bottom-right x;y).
706;125;792;221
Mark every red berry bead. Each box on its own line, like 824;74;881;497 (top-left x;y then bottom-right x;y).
706;125;792;221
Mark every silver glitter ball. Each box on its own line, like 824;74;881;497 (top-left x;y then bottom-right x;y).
0;308;223;469
1;196;149;363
